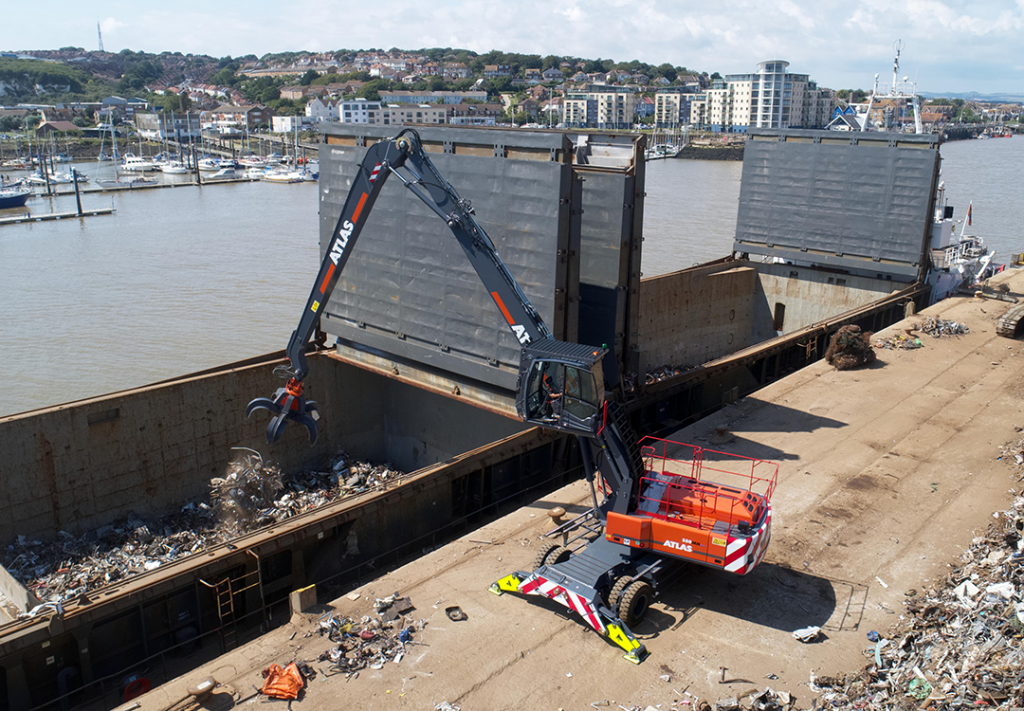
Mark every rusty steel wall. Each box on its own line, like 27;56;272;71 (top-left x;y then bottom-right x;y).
636;263;759;372
0;353;522;545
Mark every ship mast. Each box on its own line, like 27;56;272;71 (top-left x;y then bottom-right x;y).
863;39;922;134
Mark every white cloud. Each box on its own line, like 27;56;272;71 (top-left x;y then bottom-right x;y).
98;17;125;35
7;0;1023;93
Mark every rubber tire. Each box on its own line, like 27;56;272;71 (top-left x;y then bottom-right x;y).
607;576;632;610
531;543;572;570
619;580;654;628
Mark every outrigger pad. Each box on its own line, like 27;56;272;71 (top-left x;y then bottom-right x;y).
246;391;320;444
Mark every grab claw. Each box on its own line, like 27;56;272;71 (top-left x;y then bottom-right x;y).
246;378;320;444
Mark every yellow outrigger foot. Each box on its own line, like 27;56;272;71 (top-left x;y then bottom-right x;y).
606;622;647;663
489;574;523;595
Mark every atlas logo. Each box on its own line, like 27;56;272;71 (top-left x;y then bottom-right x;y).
512;325;531;344
329;220;354;265
664;540;693;553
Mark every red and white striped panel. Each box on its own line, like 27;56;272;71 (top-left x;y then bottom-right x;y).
368;163;382;183
518;574;605;633
724;507;772;575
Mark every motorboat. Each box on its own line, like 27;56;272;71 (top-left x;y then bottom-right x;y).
160;162;189;174
120;154;160;172
261;168;306;183
96;176;158;189
0;158;31;171
0;184;32;209
205;167;238;180
197;157;223;172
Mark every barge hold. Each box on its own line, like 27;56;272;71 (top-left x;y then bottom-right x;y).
0;127;948;709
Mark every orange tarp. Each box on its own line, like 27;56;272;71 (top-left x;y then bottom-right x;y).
261;662;305;700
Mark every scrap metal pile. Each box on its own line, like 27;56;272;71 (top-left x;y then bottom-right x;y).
875;318;970;351
811;495;1024;709
825;325;876;370
645;364;697;385
314;594;423;677
2;451;406;609
919;316;970;338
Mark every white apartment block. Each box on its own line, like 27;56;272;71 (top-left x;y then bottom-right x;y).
336;98;382;124
562;87;635;129
654;90;702;127
691;61;835;132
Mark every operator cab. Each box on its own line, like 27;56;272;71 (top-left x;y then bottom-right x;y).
516;339;607;436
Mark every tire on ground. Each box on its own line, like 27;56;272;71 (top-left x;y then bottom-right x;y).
607;576;632;610
619;580;653;628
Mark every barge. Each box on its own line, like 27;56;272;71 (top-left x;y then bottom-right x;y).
0;127;943;710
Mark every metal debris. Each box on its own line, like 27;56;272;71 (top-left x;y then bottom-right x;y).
920;316;970;338
811;495;1024;709
645;364;697;385
316;594;422;677
3;450;407;607
874;333;923;350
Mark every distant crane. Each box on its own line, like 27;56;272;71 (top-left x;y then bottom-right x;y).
97;20;104;53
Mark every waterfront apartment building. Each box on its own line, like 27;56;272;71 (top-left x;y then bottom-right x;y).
333;98;380;123
447;102;504;126
383;104;448;125
654;88;702;128
562;86;636;129
134;112;203;140
686;61;835;132
379;90;487;105
202;104;275;130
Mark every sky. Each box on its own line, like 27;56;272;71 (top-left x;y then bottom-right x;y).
6;0;1023;94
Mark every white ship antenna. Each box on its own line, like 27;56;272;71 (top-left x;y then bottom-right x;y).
892;39;903;95
862;73;878;131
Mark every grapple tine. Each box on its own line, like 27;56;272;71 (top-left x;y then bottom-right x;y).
295;413;319;444
246;397;282;418
267;413;289;444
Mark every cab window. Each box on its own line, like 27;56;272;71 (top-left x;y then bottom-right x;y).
525;361;565;422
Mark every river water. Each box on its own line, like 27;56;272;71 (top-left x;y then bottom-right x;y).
1;137;1020;417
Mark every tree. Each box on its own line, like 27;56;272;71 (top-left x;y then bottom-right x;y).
72;116;91;128
299;69;319;86
0;116;22;131
210;66;237;87
655;63;677;82
26;114;40;129
355;79;387;101
260;86;281;103
160;94;181;112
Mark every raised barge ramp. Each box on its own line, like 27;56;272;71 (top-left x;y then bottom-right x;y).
0;128;945;710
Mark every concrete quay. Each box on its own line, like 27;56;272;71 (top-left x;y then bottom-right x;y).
133;268;1024;711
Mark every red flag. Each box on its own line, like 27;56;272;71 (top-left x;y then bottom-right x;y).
967;202;973;226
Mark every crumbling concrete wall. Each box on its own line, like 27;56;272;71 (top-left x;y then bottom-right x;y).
636;263;757;371
0;353;522;543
